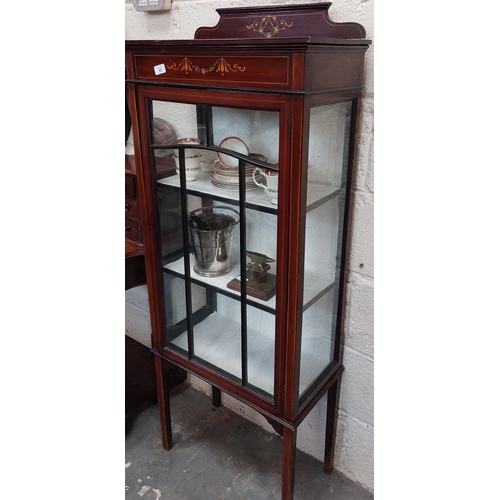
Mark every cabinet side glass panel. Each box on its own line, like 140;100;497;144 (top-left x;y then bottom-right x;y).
299;101;352;397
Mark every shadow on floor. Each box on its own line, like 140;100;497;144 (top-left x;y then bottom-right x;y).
125;383;373;500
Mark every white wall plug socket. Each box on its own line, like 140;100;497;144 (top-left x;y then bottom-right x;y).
134;0;171;12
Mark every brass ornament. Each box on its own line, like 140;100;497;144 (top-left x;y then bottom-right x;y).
246;15;294;38
166;57;246;76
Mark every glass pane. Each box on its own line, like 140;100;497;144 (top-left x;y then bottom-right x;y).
247;305;275;396
153;100;203;142
191;293;243;381
212;106;280;165
163;190;244;383
190;199;242;381
244;206;278;397
164;275;209;357
151;101;206;179
157;183;183;263
299;101;352;397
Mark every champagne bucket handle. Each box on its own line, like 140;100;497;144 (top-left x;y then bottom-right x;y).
212;205;240;226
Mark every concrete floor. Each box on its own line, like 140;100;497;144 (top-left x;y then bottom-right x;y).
125;383;373;500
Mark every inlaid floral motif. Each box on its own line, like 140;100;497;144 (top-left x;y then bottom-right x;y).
166;57;246;76
246;15;294;38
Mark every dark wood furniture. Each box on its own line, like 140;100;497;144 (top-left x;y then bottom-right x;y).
125;155;144;248
125;141;186;434
125;3;370;499
125;335;157;434
125;163;147;290
125;335;188;434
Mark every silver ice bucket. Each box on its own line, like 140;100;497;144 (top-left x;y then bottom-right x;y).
188;206;239;277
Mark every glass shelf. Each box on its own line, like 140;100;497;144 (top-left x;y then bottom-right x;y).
163;253;335;314
306;181;343;212
163;254;276;312
158;171;277;213
158;170;341;212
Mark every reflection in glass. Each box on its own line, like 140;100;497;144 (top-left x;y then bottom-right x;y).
152;100;203;143
244;207;278;397
299;289;336;394
164;275;208;356
212;106;280;165
152;100;206;179
192;294;242;381
247;305;275;397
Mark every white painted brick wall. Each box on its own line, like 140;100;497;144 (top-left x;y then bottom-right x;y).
125;0;374;492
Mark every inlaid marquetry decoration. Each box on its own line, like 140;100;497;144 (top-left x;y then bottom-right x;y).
246;15;294;38
166;57;246;76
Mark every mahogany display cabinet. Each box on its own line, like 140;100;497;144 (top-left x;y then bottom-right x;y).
125;3;370;499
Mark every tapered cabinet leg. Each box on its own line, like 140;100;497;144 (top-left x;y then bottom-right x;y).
324;376;342;474
154;355;173;450
282;427;297;500
212;385;221;407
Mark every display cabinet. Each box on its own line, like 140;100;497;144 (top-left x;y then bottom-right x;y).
125;3;370;499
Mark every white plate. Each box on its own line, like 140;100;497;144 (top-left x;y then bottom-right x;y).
214;163;254;177
209;172;264;191
211;172;255;184
218;136;250;168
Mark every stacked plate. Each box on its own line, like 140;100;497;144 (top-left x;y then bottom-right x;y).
210;136;267;191
210;162;264;191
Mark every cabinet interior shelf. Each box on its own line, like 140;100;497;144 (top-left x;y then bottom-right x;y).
164;254;276;312
163;254;336;314
158;171;341;213
158;172;277;213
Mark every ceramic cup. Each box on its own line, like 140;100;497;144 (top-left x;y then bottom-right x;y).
200;149;218;172
174;154;202;181
252;168;278;205
172;137;201;158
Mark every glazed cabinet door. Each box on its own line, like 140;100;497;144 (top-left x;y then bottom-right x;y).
137;87;290;410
